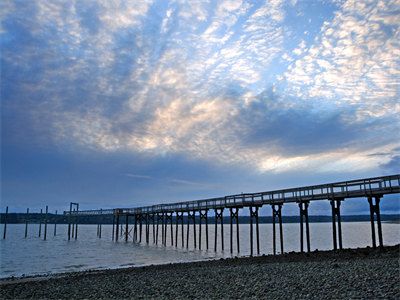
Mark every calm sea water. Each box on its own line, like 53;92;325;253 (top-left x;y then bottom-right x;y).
1;222;399;278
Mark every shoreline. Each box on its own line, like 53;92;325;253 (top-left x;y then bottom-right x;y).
0;244;397;284
2;245;399;299
1;244;399;282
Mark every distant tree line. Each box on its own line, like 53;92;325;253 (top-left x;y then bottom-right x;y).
1;213;399;224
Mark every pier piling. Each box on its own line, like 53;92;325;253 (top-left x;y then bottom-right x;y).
115;213;120;242
166;212;173;246
368;196;383;248
146;214;150;244
139;214;143;243
68;203;79;240
214;209;224;252
44;206;48;240
147;213;154;244
98;209;102;238
112;214;115;241
125;214;129;242
75;204;79;240
230;208;240;254
68;203;72;240
133;215;138;242
161;213;165;246
54;210;57;237
25;208;29;238
199;210;209;250
330;199;343;250
39;209;43;238
3;206;8;239
192;212;196;248
249;206;260;256
151;214;156;244
272;204;283;255
71;210;75;239
299;201;310;253
186;212;191;249
186;211;196;249
59;175;399;257
175;212;184;248
156;213;161;245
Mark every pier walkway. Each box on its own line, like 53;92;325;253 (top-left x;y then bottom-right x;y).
64;174;399;255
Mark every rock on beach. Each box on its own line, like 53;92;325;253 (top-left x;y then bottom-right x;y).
1;245;399;299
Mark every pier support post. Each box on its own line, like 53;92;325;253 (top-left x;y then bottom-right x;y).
156;213;162;245
155;213;159;245
165;212;173;246
125;214;129;242
25;208;29;238
176;212;184;248
214;209;224;252
74;204;79;240
186;211;196;249
146;214;150;244
139;214;143;243
68;203;72;240
98;209;101;239
199;210;209;250
39;209;43;238
186;211;190;249
44;206;48;240
368;196;383;249
161;212;166;246
229;208;240;254
68;203;79;240
330;198;343;250
272;204;283;255
249;206;260;256
148;213;155;244
54;210;58;237
3;206;8;239
133;215;138;242
115;212;120;242
112;214;115;241
192;211;196;249
298;201;310;253
71;210;75;239
152;214;156;244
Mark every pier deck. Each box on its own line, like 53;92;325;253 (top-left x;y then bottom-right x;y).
66;174;399;216
63;174;399;254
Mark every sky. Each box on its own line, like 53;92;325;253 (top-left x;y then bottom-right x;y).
1;0;399;216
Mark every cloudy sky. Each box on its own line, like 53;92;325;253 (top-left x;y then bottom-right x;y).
1;0;399;215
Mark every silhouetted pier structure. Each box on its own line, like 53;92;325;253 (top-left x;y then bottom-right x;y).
64;174;399;255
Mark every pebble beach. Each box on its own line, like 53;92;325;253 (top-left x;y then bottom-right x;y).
1;245;399;299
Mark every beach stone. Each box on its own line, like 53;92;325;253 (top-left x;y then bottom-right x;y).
1;245;399;299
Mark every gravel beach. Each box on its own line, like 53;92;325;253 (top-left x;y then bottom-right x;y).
1;245;399;299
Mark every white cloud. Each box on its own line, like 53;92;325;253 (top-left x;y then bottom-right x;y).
3;0;399;178
283;0;400;116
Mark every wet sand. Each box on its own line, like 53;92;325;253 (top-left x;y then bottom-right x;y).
1;245;399;299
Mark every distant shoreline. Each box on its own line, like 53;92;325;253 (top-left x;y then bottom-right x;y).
2;244;399;299
1;213;400;225
384;219;400;224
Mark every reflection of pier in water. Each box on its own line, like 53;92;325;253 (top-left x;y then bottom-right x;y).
65;174;400;256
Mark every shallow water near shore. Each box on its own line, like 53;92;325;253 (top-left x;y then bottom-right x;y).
1;222;399;278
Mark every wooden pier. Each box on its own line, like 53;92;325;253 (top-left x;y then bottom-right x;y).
64;174;400;254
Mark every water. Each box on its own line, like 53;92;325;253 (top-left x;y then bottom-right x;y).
1;222;399;278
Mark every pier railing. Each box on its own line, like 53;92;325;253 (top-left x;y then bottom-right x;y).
60;174;399;254
65;174;399;217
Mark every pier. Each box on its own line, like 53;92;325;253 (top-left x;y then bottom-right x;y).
64;174;399;254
